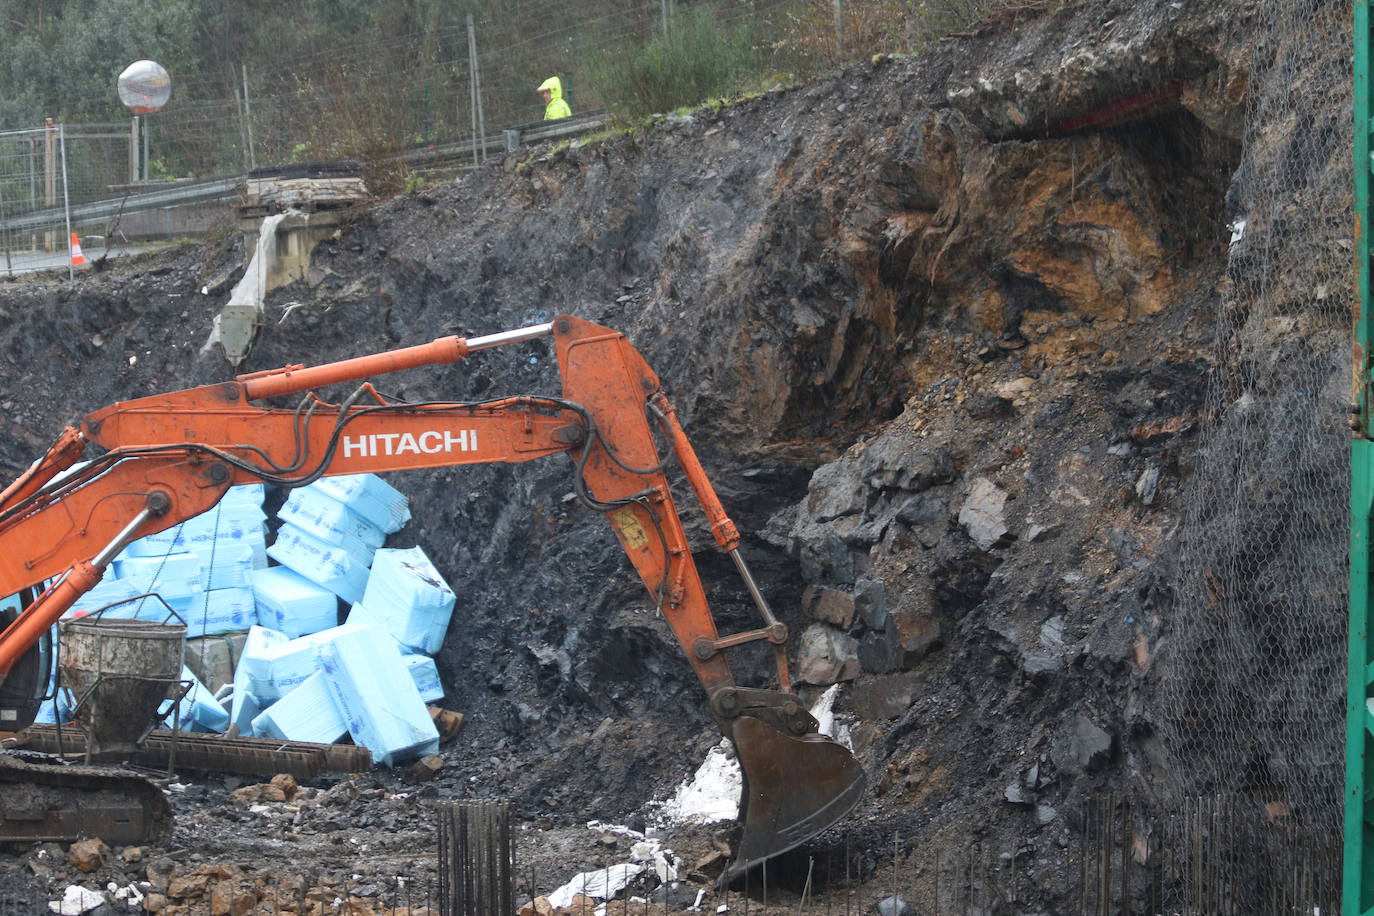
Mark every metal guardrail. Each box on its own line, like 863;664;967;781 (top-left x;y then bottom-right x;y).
403;112;605;165
0;113;606;235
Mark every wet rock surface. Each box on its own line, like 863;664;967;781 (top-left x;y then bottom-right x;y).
0;0;1340;911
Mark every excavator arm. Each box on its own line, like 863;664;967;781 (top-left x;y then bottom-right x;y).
0;315;863;879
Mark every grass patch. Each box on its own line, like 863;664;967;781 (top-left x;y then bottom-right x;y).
583;6;761;123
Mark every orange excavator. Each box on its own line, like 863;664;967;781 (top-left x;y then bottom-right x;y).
0;315;863;881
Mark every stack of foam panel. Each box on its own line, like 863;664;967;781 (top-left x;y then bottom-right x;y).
228;621;439;763
161;665;229;733
347;546;455;706
259;475;408;615
114;484;268;638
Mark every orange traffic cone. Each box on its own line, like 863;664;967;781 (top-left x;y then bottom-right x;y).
70;233;86;267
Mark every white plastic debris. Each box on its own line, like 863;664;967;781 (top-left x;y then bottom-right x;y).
111;881;144;907
628;838;679;883
48;885;105;915
547;864;644;909
656;740;741;825
655;687;854;827
809;684;854;750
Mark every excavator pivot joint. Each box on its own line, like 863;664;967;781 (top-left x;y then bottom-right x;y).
145;491;171;516
554;424;585;444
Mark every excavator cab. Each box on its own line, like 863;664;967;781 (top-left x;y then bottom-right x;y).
0;590;49;733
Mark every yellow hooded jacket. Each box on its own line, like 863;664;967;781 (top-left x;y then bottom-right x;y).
537;76;572;120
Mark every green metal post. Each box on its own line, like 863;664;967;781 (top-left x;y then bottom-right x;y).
1348;2;1374;914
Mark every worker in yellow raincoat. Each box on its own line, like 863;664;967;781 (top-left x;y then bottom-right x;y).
537;76;572;120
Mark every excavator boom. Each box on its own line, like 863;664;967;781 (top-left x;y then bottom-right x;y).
0;315;863;878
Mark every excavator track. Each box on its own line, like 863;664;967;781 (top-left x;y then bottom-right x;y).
0;751;172;845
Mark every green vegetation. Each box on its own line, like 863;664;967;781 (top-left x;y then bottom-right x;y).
583;7;759;122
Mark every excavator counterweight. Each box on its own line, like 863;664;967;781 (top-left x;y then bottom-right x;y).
0;315;864;875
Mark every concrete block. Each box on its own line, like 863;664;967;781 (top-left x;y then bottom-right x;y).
185;632;250;695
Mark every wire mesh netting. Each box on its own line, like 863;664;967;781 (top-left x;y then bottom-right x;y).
1158;0;1353;911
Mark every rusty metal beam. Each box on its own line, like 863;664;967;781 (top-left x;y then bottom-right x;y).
21;725;372;778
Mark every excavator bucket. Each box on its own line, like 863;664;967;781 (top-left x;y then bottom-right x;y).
724;716;866;884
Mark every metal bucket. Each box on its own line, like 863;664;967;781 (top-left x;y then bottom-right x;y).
58;615;186;760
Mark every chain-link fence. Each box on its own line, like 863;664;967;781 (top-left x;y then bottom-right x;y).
0;122;155;277
0;124;74;278
1159;0;1352;911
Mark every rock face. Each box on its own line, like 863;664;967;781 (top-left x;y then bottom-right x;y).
0;0;1340;911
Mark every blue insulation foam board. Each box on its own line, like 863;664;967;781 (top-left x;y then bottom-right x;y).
191;543;257;591
230;689;264;737
248;623;369;699
352;546;455;655
310;474;411;534
66;578;160;619
250;565;340;638
280;487;386;551
231;625;287;728
267;525;370;606
112;552;205;600
162;665;229;733
251;671;347;744
318;624;438;766
170;587;258;638
403;654;444;703
125;504;268;557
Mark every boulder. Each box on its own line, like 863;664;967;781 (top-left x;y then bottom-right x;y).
854;578;889;630
1054;715;1114;775
802;585;856;628
861;440;955;492
958;478;1010;551
795;624;860;685
859;591;942;673
802;460;865;523
66;838;108;873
